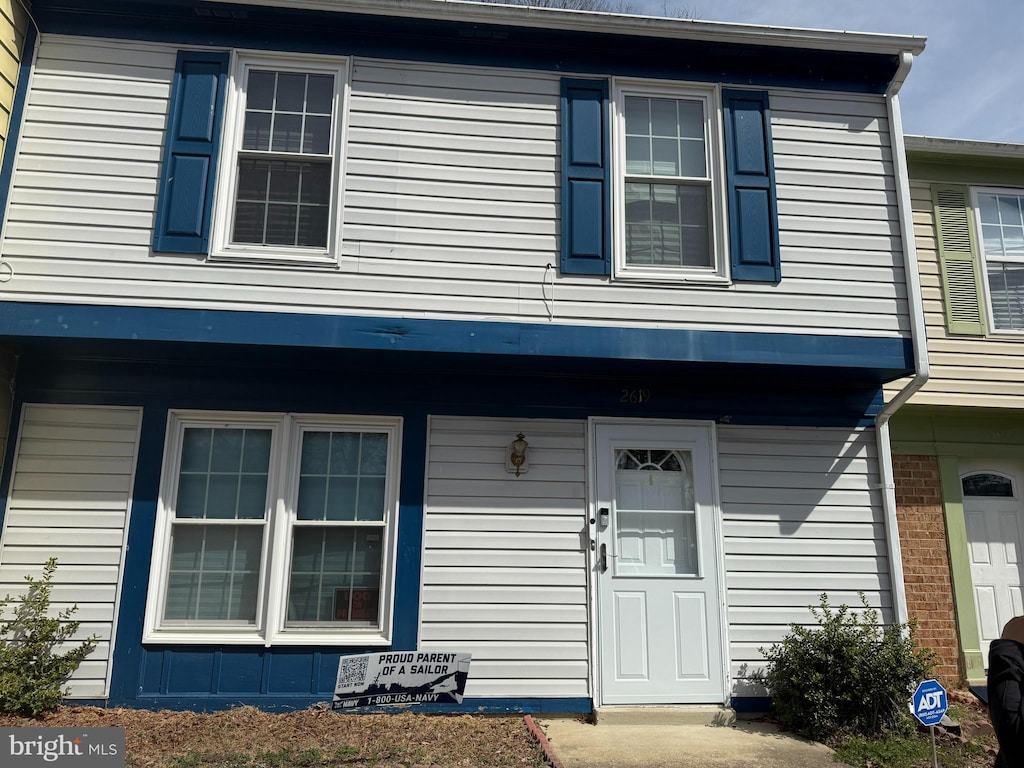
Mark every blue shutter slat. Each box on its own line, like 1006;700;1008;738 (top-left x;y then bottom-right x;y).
153;50;230;254
723;89;780;282
561;78;610;275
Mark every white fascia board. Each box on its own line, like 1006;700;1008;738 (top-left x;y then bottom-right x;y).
211;0;926;57
905;135;1024;160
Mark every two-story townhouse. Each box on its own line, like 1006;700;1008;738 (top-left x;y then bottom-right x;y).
0;0;927;714
889;136;1024;691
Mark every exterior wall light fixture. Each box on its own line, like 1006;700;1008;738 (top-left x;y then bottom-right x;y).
507;432;529;477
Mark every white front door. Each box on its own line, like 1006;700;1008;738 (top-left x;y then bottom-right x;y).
962;461;1024;663
594;421;726;704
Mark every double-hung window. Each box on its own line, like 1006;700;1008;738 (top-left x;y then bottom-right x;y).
144;412;402;645
210;53;348;265
975;189;1024;331
613;81;725;281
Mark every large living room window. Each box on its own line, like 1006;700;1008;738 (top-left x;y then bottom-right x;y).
144;411;402;645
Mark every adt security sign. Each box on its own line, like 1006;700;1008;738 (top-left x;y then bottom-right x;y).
912;679;948;726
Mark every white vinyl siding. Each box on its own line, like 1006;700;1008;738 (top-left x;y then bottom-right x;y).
421;418;891;701
717;424;890;695
0;404;142;699
885;180;1024;408
420;417;589;699
0;35;910;340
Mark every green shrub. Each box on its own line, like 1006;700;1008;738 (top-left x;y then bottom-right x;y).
754;592;935;742
0;557;98;716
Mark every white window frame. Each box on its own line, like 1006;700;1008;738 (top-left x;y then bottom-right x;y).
972;186;1024;335
143;411;402;646
209;50;350;268
611;78;729;284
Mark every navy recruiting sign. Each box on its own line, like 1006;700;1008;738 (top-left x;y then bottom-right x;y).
333;651;471;709
911;678;948;727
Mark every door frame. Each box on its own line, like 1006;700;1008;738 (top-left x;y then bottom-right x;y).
586;417;730;706
960;457;1024;667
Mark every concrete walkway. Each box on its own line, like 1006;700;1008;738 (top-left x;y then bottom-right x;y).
535;715;839;768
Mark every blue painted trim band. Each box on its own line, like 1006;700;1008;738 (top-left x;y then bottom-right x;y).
31;1;900;95
108;406;169;702
731;696;771;713
0;22;36;235
0;302;914;375
98;695;592;714
0;400;23;553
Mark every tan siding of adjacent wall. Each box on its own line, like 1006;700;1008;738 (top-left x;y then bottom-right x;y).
893;454;961;685
885;179;1024;408
0;0;29;161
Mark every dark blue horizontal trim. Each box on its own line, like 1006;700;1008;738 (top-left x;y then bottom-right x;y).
731;696;772;714
31;0;899;94
0;302;914;377
100;695;591;714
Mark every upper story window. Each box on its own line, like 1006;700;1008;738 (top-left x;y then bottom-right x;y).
976;190;1024;331
612;81;726;282
144;411;402;646
210;53;348;266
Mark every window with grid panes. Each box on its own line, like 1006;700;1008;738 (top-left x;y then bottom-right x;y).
977;191;1024;330
211;53;346;264
612;81;724;281
145;412;402;645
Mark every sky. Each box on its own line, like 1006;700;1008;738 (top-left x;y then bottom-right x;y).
625;0;1023;144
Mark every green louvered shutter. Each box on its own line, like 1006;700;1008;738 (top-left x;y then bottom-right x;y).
933;184;986;336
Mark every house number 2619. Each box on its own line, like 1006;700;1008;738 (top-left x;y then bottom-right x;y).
620;389;652;404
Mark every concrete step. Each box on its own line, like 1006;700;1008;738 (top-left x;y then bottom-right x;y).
594;705;737;726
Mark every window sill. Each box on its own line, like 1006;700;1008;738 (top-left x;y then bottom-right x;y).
208;248;340;269
613;269;732;286
142;629;392;646
143;628;267;645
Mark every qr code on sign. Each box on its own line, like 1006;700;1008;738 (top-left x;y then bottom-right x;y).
338;655;369;688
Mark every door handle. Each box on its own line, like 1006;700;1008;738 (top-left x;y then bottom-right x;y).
599;543;608;573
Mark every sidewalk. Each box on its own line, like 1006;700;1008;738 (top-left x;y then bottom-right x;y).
533;715;839;768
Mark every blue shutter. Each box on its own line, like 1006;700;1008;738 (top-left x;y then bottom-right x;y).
153;50;230;254
722;89;780;282
560;78;610;275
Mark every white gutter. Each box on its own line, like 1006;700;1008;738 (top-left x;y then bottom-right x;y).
876;50;929;626
905;134;1024;160
211;0;927;56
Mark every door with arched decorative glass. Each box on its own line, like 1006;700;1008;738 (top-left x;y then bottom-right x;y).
593;421;725;704
962;461;1024;663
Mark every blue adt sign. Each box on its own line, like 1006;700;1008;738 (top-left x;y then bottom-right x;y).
912;679;948;726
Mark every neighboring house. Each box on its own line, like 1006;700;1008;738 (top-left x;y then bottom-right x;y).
0;0;30;473
889;136;1024;689
0;0;927;713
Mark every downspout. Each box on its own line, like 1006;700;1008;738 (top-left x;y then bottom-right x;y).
877;50;929;625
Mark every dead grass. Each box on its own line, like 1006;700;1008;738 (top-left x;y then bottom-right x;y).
0;705;552;768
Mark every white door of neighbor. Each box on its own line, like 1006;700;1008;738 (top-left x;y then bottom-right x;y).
594;421;726;704
962;463;1024;664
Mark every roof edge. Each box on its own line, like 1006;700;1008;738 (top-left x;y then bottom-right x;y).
210;0;927;56
905;135;1024;159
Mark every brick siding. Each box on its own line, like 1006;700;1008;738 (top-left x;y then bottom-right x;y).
894;454;962;685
